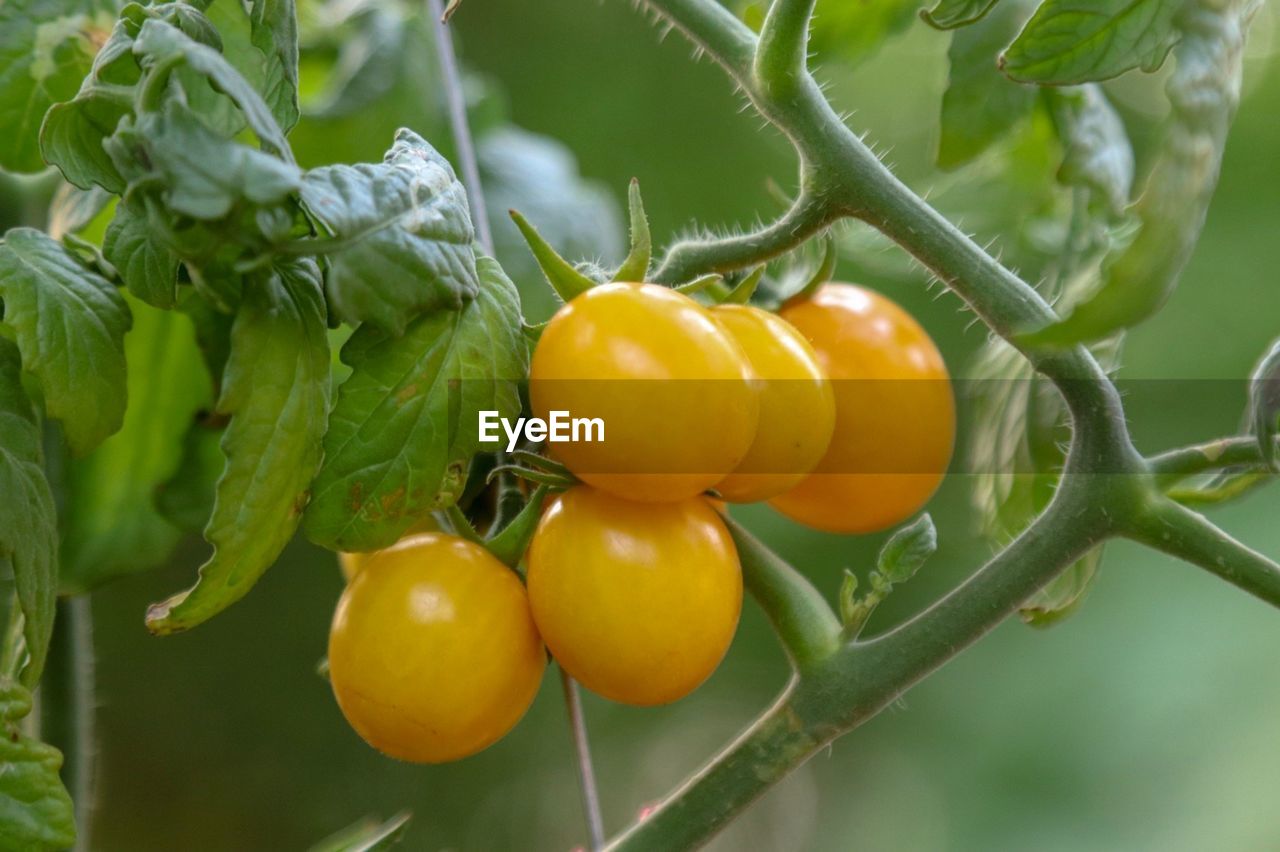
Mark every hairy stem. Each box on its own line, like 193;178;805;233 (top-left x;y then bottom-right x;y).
1126;498;1280;608
1148;435;1275;481
609;482;1107;850
41;597;96;852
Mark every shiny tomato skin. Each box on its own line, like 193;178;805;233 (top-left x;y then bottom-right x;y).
769;284;954;533
526;487;742;706
710;304;835;503
337;517;441;582
529;282;758;502
328;533;545;763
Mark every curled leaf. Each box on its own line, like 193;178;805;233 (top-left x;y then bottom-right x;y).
1248;339;1280;472
146;259;330;634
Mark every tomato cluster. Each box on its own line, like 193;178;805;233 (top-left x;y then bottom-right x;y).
326;280;953;763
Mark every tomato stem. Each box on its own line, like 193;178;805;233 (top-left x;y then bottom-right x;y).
560;668;606;851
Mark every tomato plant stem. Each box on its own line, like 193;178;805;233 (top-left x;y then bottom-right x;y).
41;597;96;852
560;668;606;851
426;0;493;255
591;0;1280;847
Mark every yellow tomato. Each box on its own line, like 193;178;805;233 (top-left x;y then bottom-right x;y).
328;533;545;763
529;282;758;502
336;516;440;581
769;284;954;533
710;304;835;502
526;487;742;705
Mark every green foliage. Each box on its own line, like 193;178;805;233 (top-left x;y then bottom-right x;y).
60;296;213;593
0;341;59;688
0;0;109;174
300;129;478;333
305;256;526;552
0;679;76;850
0;228;131;456
1024;0;1258;344
938;0;1036;169
1249;340;1280;472
103;199;181;307
1001;0;1181;84
203;0;301;134
146;259;329;635
840;515;937;636
1044;84;1133;215
612;180;652;282
922;0;999;30
509;209;598;302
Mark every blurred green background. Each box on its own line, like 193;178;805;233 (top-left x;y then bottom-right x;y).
45;0;1280;848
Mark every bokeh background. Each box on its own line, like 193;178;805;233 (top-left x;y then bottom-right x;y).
15;0;1280;848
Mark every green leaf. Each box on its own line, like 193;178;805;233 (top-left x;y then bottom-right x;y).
103;199;181;308
922;0;1000;29
108;99;302;221
155;419;225;533
1020;0;1254;344
806;0;922;66
132;17;294;161
0;340;59;688
39;18;138;193
0;228;131;455
875;513;938;585
305;255;526;552
1020;546;1103;626
1000;0;1181;84
481;128;621;312
308;812;411;852
203;0;300;133
509;209;597;303
300;129;479;333
1045;84;1134;215
613;179;651;282
842;515;937;635
938;1;1037;169
146;258;329;634
0;680;76;850
60;296;213;593
1249;339;1280;472
0;0;108;173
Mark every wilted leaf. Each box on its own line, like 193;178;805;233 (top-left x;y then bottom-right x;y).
0;341;59;687
0;228;131;455
301;129;478;333
107;99;301;221
1021;546;1103;626
60;297;212;593
305;255;526;552
1046;84;1134;215
146;258;329;634
1021;0;1254;344
203;0;300;133
1249;339;1280;471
